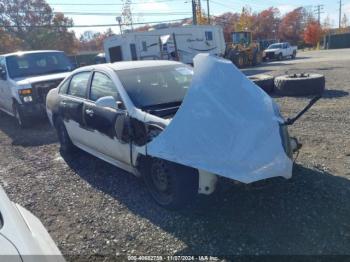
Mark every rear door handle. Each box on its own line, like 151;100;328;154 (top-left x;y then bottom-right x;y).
85;109;94;117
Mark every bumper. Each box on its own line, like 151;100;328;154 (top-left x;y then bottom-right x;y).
18;102;46;118
264;52;277;60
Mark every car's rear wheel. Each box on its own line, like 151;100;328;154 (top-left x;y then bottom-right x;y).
55;117;75;154
13;103;30;128
143;159;199;210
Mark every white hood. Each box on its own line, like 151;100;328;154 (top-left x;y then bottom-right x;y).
147;54;293;183
265;49;280;53
15;72;69;86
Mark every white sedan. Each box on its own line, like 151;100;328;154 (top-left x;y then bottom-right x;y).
0;185;64;261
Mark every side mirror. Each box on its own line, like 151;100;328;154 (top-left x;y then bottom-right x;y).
95;96;123;110
0;67;7;80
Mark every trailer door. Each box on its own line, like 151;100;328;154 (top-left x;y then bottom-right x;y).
109;46;123;62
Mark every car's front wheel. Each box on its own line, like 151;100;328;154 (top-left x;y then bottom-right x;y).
143;159;199;210
55;117;75;154
13;103;30;128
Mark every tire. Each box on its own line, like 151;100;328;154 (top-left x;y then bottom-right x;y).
277;53;283;61
291;51;296;59
143;159;199;210
54;117;75;154
274;73;325;97
248;74;275;93
13;103;30;128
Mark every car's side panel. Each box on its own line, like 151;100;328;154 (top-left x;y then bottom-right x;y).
83;100;132;165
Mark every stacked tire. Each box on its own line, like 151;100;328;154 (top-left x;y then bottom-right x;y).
274;73;325;97
248;74;275;94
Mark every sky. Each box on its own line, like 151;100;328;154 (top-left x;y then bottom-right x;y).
45;0;350;36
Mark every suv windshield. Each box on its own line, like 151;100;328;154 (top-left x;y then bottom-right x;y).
116;65;193;109
268;43;283;49
6;52;73;79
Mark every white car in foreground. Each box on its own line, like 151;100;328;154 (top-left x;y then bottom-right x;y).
0;185;64;261
46;54;314;210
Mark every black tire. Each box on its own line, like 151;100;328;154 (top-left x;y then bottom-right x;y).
143;159;199;210
13;103;30;128
277;53;283;61
291;51;296;59
274;73;325;97
54;117;75;153
248;74;275;93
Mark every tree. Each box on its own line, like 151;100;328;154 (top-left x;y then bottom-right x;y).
278;7;306;44
235;6;255;31
253;7;280;40
0;0;77;53
0;29;22;53
304;20;322;46
213;12;240;42
341;14;349;30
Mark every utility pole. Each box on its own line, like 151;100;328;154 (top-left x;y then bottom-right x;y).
192;0;197;25
314;4;324;24
339;0;343;28
207;0;210;24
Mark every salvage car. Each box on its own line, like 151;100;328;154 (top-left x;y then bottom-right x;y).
0;185;64;261
46;54;318;209
0;50;74;127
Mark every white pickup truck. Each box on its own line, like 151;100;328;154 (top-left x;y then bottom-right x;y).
263;42;297;61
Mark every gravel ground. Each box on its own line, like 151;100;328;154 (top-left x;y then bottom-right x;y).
0;49;350;259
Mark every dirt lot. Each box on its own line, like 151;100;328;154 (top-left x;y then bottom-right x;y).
0;49;350;259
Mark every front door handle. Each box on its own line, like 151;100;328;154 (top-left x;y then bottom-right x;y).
85;109;94;117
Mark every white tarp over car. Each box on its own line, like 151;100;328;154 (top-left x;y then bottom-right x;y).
147;54;293;183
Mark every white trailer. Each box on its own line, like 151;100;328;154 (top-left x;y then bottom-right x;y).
103;25;226;64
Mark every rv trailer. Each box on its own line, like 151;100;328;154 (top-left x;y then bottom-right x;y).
103;25;226;64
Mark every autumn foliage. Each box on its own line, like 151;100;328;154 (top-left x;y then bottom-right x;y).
304;21;323;46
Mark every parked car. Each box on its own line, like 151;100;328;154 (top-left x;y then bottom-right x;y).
0;185;64;261
0;50;74;127
263;42;297;61
46;54;309;210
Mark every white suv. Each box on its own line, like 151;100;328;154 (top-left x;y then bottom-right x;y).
46;54;302;209
0;51;73;127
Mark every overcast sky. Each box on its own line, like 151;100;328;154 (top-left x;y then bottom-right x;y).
46;0;350;36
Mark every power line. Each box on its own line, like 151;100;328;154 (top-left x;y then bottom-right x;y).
0;18;188;28
49;0;181;5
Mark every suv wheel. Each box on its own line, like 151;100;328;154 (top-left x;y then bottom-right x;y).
143;159;199;210
13;103;29;128
55;117;75;153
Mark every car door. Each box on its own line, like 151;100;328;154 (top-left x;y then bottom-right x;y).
59;71;92;146
0;56;11;113
83;71;131;165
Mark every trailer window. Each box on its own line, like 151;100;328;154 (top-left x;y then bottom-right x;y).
205;31;213;41
142;41;147;52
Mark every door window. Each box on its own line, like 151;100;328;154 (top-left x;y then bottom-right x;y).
205;31;213;41
67;72;90;98
90;72;118;101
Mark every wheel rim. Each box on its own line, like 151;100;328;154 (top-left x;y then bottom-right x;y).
149;161;173;205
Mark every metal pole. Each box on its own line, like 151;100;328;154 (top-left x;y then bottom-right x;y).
339;0;342;28
207;0;210;24
192;0;197;25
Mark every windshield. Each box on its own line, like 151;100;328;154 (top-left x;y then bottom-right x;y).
6;52;73;79
267;43;283;49
116;65;193;109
